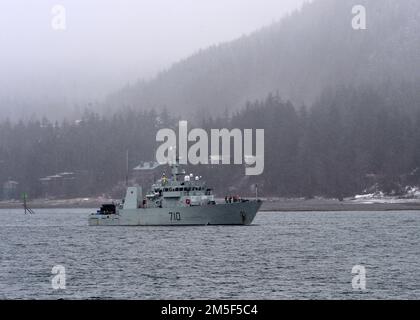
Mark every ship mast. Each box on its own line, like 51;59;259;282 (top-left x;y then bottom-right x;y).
170;156;186;182
171;158;179;181
168;146;185;182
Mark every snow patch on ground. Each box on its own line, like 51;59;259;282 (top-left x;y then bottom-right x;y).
353;186;420;204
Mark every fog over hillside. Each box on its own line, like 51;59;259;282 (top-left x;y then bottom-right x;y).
0;0;306;121
107;0;420;118
2;0;420;197
1;0;420;203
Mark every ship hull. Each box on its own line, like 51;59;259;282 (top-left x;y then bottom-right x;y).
89;200;262;226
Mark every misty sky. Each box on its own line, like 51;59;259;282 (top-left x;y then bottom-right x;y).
0;0;307;115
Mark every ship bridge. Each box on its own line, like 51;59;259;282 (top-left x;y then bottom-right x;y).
145;161;214;208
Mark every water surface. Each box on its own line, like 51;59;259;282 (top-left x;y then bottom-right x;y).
0;209;419;299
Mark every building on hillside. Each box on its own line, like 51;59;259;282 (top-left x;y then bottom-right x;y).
39;172;78;198
132;161;162;190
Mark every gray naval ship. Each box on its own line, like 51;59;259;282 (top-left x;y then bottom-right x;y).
89;161;262;226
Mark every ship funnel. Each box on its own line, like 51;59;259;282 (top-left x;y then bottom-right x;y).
123;186;142;209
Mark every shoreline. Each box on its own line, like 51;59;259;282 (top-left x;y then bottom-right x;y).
259;198;420;212
1;197;420;212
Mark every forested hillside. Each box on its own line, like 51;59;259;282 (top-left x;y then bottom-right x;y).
106;0;420;118
2;0;420;200
2;83;420;199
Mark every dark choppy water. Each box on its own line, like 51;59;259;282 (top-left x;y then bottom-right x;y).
0;209;419;299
